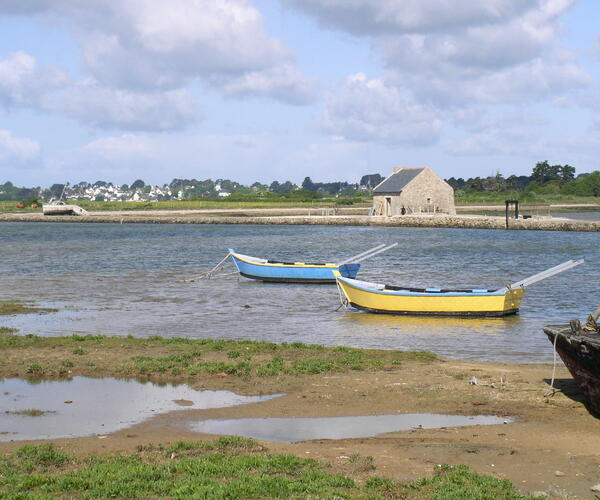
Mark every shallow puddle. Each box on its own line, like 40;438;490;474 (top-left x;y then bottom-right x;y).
190;413;512;443
0;377;279;441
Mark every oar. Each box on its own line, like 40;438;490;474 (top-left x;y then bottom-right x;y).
496;259;584;293
349;242;398;265
337;244;386;266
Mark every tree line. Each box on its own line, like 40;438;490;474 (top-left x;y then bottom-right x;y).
1;162;599;202
447;161;600;197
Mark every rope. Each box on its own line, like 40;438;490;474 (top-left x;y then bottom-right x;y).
335;281;349;311
544;331;560;397
178;252;232;282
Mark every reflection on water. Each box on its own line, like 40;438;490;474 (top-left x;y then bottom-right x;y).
190;413;512;443
0;222;597;362
0;377;279;441
341;310;524;335
550;211;600;222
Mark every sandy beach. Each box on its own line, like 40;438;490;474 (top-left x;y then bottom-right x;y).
1;334;599;499
2;207;600;231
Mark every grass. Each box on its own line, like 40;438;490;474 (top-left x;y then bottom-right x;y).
455;192;600;206
0;300;58;316
0;199;371;214
0;443;540;499
0;332;437;380
3;409;50;417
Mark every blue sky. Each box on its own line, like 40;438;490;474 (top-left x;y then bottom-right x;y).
0;0;598;187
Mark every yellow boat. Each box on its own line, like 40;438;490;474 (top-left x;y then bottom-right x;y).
335;259;583;317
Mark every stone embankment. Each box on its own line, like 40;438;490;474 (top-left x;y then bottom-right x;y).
2;211;599;231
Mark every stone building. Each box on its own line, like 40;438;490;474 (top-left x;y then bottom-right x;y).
372;167;456;216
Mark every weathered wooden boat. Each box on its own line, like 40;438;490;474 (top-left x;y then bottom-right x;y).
42;200;89;216
336;259;583;317
42;183;88;216
544;307;600;417
228;243;396;284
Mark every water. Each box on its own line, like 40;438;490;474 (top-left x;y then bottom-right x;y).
0;222;598;362
0;376;279;441
550;211;600;222
189;414;512;443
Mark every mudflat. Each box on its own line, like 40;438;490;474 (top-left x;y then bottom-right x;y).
0;334;598;498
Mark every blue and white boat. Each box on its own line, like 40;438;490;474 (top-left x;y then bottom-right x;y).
227;243;397;284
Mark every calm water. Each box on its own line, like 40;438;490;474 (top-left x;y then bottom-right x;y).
0;377;278;441
190;414;511;443
0;222;597;362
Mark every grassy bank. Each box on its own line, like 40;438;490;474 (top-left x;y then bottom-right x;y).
0;198;371;214
0;330;435;381
455;192;600;206
0;300;57;316
0;441;538;499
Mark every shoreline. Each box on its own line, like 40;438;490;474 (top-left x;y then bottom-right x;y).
2;211;600;231
0;332;599;498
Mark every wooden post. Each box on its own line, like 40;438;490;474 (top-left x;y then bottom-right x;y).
505;200;518;229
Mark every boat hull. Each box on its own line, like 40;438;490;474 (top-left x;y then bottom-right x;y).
43;204;88;216
337;277;524;317
544;326;600;417
230;251;360;284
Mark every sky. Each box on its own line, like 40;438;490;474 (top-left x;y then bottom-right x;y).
0;0;599;187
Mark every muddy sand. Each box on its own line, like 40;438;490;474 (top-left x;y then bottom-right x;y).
2;208;600;231
0;338;599;499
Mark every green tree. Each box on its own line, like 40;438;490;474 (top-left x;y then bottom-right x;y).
302;177;316;191
559;164;575;183
531;161;561;184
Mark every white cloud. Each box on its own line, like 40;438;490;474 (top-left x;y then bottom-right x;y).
323;73;442;146
77;0;291;90
0;51;66;107
0;52;197;131
445;128;540;156
0;129;40;165
284;0;533;35
0;0;313;106
50;84;197;131
216;64;317;105
388;50;590;108
286;0;586;109
81;134;153;161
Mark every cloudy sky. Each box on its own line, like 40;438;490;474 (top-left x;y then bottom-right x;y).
0;0;598;186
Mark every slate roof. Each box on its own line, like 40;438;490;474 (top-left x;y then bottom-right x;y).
373;168;424;194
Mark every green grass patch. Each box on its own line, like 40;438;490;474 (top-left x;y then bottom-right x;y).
0;300;58;316
25;363;45;376
0;444;539;499
0;326;18;334
0;332;437;379
3;409;51;417
400;464;541;499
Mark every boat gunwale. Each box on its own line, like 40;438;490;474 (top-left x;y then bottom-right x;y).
337;276;507;297
231;251;339;269
349;302;519;317
239;271;337;284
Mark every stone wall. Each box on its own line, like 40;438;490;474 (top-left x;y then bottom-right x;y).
373;167;456;216
2;212;599;232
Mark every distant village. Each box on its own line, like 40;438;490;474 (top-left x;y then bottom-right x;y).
1;161;598;202
0;175;384;202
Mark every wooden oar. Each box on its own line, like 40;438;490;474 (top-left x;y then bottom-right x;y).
337;244;386;266
496;259;584;293
350;242;399;264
